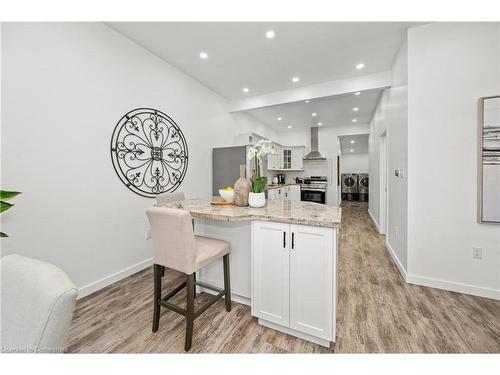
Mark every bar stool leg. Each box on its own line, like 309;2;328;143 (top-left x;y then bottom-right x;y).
161;266;165;277
223;254;232;312
152;264;162;332
185;273;195;351
193;272;196;299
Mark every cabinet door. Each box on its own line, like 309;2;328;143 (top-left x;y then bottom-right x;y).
291;148;304;170
267;154;276;170
282;148;292;169
282;186;290;200
251;221;290;327
289;185;301;201
275;147;283;170
267;189;275;200
289;224;334;340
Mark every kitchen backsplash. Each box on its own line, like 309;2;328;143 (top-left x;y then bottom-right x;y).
266;158;333;185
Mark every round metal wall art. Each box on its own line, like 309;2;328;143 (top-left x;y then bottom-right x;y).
110;108;188;198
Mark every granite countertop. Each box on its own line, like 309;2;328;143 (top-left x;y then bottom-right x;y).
267;183;300;190
175;198;341;228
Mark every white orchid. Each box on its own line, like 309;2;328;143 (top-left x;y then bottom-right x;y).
247;139;278;182
247;140;277;161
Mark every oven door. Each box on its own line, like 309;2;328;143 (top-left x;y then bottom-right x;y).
301;189;326;204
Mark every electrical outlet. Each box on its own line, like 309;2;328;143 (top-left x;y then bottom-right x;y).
472;247;482;259
145;229;152;240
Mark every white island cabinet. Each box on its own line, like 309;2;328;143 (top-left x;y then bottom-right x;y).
171;199;341;347
251;221;338;347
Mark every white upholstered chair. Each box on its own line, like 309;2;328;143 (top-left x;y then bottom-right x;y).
156;191;186;206
1;254;77;353
146;207;231;351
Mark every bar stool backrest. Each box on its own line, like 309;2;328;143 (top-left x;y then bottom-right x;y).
146;207;196;274
156;191;186;206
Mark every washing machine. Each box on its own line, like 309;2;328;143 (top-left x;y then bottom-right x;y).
358;174;369;202
341;173;358;201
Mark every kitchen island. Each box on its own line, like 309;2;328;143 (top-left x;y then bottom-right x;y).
174;198;341;347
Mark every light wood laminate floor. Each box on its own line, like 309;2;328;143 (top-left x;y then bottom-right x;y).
67;202;500;353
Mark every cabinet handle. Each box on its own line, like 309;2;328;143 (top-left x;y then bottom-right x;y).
291;232;295;250
283;231;286;248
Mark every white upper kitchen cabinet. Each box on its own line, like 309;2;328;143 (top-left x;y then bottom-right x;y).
291;147;304;170
268;145;304;171
267;146;282;170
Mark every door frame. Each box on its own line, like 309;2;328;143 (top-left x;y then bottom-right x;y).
379;132;388;234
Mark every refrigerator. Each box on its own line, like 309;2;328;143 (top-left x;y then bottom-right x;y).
212;146;254;196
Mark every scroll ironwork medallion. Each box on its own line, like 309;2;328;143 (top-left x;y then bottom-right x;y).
111;108;188;198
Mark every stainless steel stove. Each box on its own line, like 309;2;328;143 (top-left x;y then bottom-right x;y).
297;176;328;204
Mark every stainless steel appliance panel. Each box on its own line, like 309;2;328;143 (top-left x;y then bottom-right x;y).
212;146;249;196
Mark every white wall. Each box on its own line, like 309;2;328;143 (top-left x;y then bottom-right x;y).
407;22;500;298
0;23;275;297
231;112;278;142
277;124;370;205
369;36;408;274
340;153;369;174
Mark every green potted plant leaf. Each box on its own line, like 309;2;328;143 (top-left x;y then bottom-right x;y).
247;140;277;208
1;190;21;237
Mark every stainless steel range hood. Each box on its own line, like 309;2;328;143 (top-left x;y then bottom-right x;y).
303;127;326;160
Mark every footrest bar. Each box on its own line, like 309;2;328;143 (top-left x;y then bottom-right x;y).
161;281;187;302
159;300;187;316
194;290;225;319
194;281;224;293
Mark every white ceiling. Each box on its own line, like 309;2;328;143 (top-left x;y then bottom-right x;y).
108;22;418;100
245;89;381;130
339;134;369;154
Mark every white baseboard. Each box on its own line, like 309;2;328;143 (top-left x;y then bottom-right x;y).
406;274;500;301
77;257;153;299
258;319;331;348
384;240;407;280
367;209;381;234
197;286;250;306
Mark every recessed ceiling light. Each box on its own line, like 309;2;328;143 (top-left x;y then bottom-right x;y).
292;77;300;83
266;30;275;39
350;149;354;153
354;92;361;96
305;100;310;103
288;125;292;129
350;140;355;144
312;113;317;117
352;118;357;123
242;87;249;93
353;107;359;111
199;52;208;59
317;122;322;126
277;117;282;121
356;63;364;70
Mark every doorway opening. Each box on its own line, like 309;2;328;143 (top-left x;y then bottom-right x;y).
338;134;370;208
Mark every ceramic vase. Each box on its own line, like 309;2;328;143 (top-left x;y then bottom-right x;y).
248;192;266;208
234;165;250;206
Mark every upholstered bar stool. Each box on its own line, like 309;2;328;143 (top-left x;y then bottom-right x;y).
146;207;231;351
156;191;185;206
154;191;187;278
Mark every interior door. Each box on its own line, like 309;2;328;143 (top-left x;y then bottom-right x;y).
289;224;333;341
251;221;290;326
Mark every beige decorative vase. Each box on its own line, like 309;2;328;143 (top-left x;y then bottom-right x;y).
234;165;250;207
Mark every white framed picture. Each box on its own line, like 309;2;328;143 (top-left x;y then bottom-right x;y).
479;96;500;224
